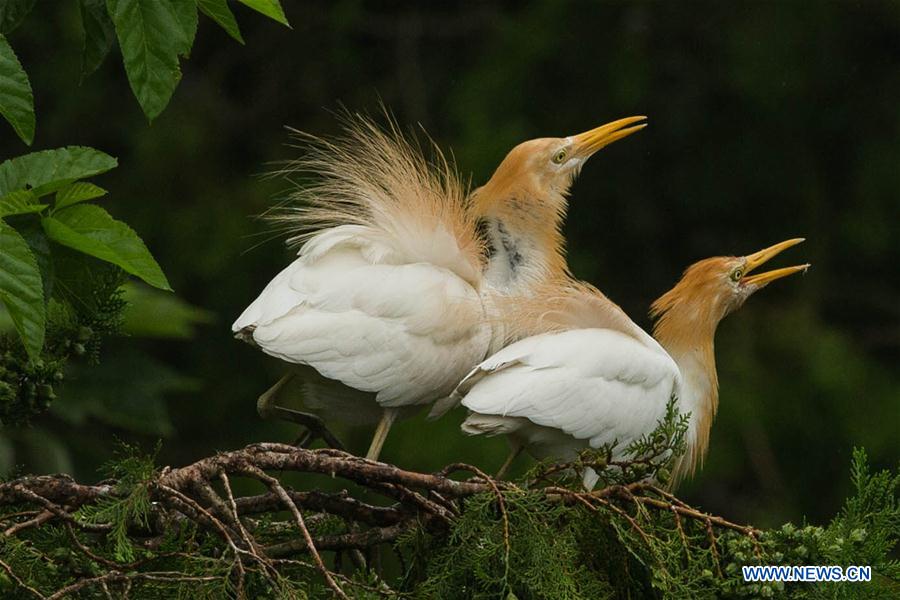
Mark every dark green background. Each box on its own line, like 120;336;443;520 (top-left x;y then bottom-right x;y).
1;1;898;528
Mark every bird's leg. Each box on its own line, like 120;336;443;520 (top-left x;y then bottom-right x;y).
365;408;400;461
292;429;313;448
256;372;296;419
495;441;524;479
273;407;346;450
257;372;346;450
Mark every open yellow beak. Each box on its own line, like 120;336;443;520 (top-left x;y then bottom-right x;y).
742;238;810;287
572;116;647;157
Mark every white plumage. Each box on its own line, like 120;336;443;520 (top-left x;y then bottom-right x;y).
456;239;808;487
233;115;648;460
458;325;680;464
233;224;491;409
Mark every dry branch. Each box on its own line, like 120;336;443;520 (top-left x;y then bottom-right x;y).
0;443;760;598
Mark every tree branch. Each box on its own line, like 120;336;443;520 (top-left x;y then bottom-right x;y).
0;443;764;598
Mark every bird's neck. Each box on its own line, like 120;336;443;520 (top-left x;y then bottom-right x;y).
653;308;720;479
479;211;567;297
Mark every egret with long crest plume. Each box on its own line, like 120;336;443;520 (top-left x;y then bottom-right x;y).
455;239;809;487
232;115;646;461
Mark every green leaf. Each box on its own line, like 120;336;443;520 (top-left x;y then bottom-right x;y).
106;0;193;121
17;219;53;302
0;0;36;35
55;182;108;210
198;0;244;44
0;34;34;145
13;429;74;475
0;147;117;197
171;0;198;57
42;204;171;291
0;304;12;332
78;0;116;79
0;189;45;217
237;0;289;27
121;282;211;338
0;220;45;360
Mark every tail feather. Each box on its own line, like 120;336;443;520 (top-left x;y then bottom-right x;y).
234;325;256;345
427;393;461;421
461;412;524;436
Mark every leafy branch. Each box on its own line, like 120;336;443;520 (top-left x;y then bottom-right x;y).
0;146;168;358
0;423;894;598
0;146;171;425
0;0;290;144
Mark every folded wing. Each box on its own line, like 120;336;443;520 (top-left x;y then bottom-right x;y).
458;328;681;451
233;225;491;408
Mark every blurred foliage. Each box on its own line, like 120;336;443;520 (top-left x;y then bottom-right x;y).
120;281;213;339
0;0;894;539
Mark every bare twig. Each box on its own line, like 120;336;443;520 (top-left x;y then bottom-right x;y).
4;484;109;533
45;572;221;600
0;557;46;599
266;522;409;557
234;489;405;526
0;443;767;598
241;465;349;599
672;507;689;557
705;518;724;578
3;509;55;537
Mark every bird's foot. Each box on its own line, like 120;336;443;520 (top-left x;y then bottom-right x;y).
269;405;346;451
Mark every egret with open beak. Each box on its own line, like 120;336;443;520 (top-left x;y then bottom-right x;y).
456;239;809;488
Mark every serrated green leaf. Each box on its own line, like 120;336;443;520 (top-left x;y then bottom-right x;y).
0;220;44;360
42;204;171;291
0;189;45;217
0;0;36;35
171;0;198;57
0;146;117;197
55;181;108;210
106;0;191;121
198;0;244;44
0;34;34;145
78;0;116;79
237;0;289;27
16;219;53;302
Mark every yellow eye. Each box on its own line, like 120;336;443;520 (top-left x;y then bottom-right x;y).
731;268;744;282
552;149;567;164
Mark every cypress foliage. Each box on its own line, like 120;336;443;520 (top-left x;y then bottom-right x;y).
0;413;895;599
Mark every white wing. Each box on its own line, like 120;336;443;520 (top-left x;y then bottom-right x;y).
458;328;681;452
233;225;491;408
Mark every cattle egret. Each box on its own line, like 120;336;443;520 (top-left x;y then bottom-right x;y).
232;116;646;461
455;239;809;488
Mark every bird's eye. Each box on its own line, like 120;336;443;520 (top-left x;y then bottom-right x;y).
731;268;744;282
552;149;568;164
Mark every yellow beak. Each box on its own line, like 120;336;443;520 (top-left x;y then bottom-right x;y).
572;116;647;157
742;238;810;287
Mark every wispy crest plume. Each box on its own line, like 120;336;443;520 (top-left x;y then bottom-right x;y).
264;112;484;281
